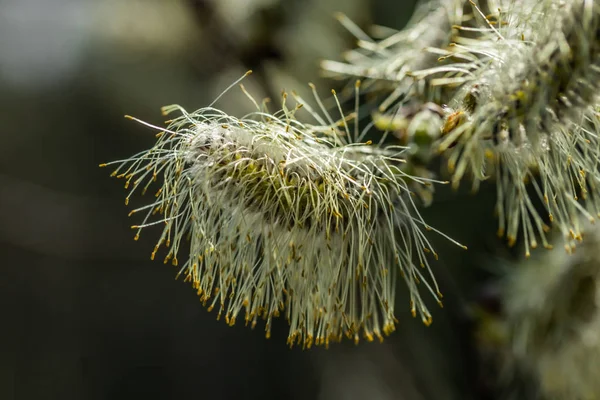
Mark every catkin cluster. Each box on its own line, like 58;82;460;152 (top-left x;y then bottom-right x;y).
103;0;600;350
438;0;600;254
328;0;600;256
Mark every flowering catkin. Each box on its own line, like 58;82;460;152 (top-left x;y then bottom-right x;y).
437;0;600;255
101;83;463;347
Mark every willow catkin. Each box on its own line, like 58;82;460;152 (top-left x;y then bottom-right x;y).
438;0;600;255
101;81;464;347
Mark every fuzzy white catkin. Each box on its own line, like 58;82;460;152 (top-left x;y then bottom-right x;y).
101;87;464;347
435;0;600;255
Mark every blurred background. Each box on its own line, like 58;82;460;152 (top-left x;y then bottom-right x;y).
1;0;507;399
